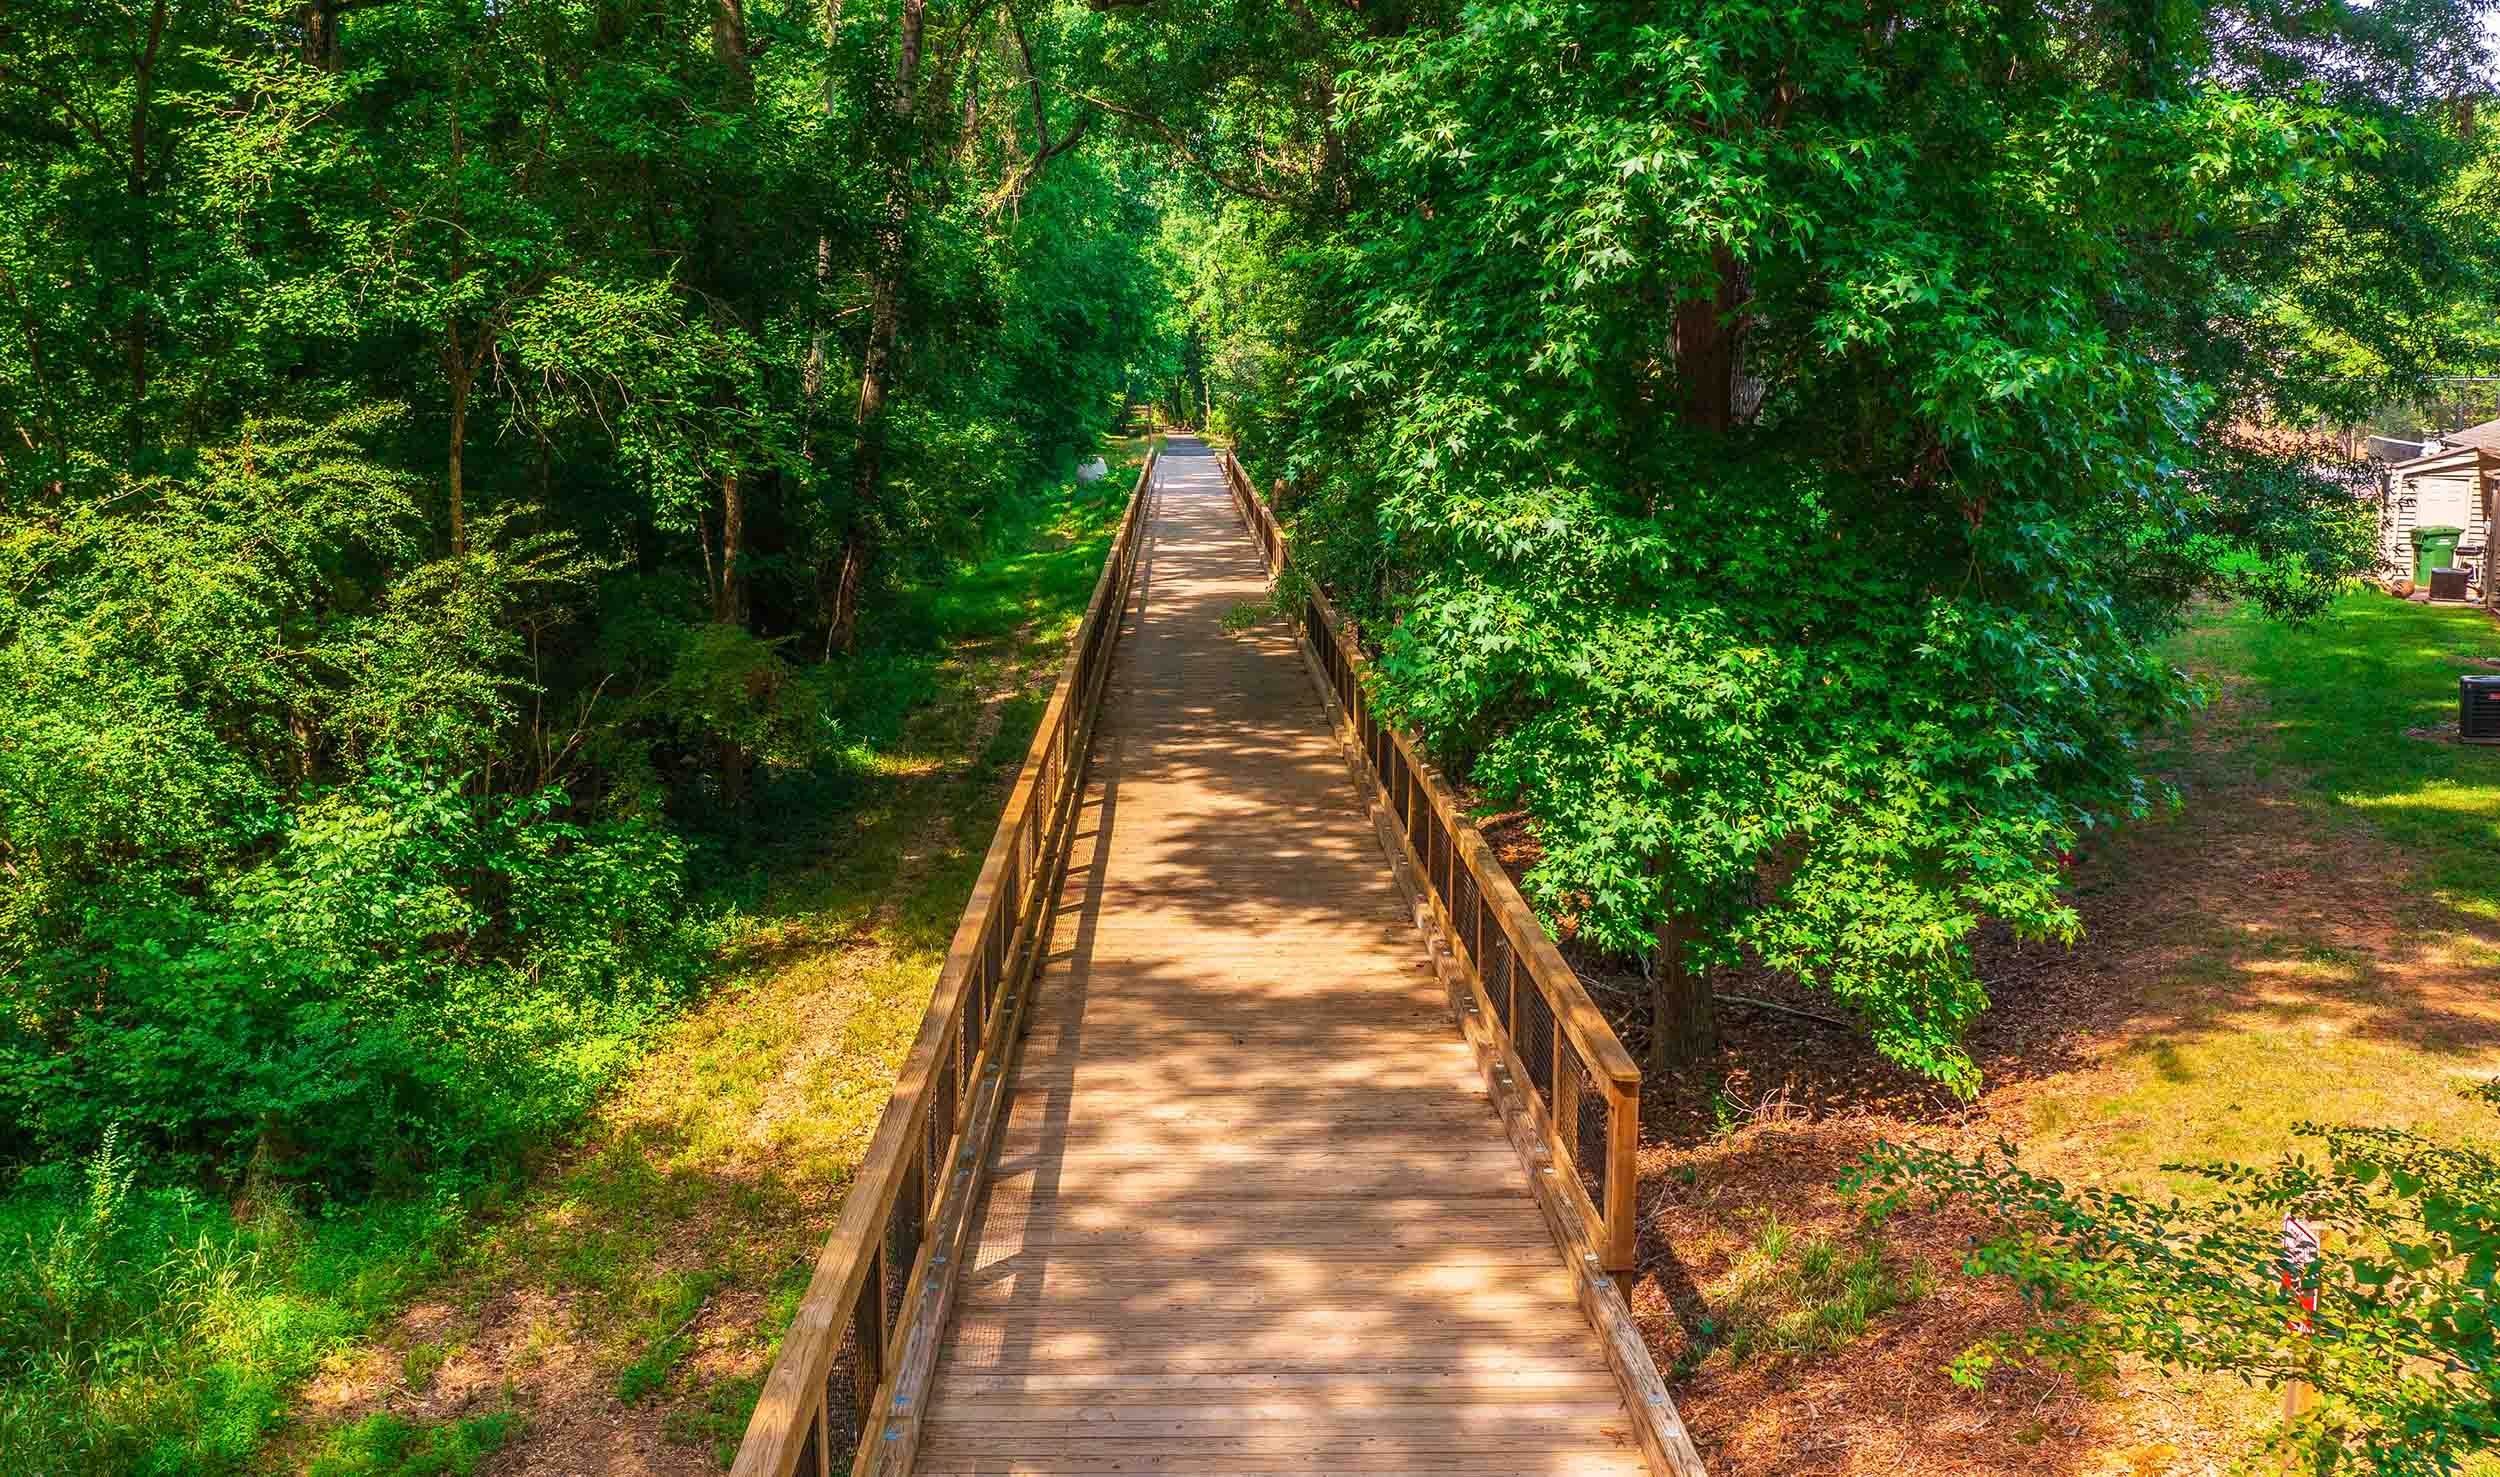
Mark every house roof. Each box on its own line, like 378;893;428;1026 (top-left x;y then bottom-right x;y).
2388;444;2493;476
2449;417;2500;453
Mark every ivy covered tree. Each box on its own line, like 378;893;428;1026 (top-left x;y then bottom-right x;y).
1104;0;2497;1085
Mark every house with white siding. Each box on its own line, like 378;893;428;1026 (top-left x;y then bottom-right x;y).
2379;417;2497;605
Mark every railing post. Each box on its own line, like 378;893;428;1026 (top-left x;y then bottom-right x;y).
1607;1083;1639;1277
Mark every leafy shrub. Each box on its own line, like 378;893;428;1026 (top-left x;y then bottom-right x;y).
0;1133;463;1476
1849;1086;2500;1474
3;759;710;1192
0;417;721;1189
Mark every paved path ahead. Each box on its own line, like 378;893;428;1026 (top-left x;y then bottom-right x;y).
914;438;1645;1475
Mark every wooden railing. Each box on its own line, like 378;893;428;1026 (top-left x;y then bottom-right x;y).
731;447;1156;1477
1220;450;1642;1272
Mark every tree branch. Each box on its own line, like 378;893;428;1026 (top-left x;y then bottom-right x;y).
1011;11;1051;157
1067;90;1299;206
988;106;1094;217
0;58;115;154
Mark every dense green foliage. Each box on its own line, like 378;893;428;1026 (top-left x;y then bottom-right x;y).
1114;0;2497;1085
1;0;1165;1186
1852;1087;2500;1474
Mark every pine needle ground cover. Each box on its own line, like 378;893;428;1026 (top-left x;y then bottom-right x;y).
1624;594;2500;1477
0;446;1144;1477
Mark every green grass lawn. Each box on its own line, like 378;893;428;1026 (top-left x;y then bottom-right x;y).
2167;590;2500;921
2014;591;2500;1205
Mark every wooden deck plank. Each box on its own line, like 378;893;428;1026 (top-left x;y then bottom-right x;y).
916;439;1642;1473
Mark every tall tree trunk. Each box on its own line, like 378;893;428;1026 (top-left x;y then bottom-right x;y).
714;469;745;624
445;348;471;555
300;0;342;69
712;0;752;99
1672;246;1743;433
1648;907;1715;1071
829;0;927;654
713;11;757;814
826;532;864;658
717;473;750;808
800;0;843;402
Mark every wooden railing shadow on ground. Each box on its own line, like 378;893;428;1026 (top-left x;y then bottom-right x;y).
730;450;1155;1477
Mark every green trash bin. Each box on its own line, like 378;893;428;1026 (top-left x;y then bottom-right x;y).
2413;525;2466;584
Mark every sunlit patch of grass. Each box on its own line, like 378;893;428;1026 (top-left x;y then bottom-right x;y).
306;1410;518;1477
2164;593;2500;919
2004;595;2500;1211
1692;1213;1931;1371
2026;1015;2500;1204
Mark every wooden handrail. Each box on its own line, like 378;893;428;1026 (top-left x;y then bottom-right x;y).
1219;448;1642;1271
732;446;1156;1477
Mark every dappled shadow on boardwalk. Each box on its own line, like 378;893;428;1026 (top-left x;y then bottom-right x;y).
918;440;1646;1475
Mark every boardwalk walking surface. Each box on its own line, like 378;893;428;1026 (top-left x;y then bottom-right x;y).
915;439;1646;1475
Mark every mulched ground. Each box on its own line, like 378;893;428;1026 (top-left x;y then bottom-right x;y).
1472;743;2498;1476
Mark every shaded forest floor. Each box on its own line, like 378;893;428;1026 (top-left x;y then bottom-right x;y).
260;443;1149;1476
1612;591;2500;1477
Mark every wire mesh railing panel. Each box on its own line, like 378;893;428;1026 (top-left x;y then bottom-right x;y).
1570;1042;1609;1212
927;1057;956;1202
1428;819;1444;909
964;938;987;1054
882;1159;921;1346
1489;930;1515;1032
1515;972;1557;1112
840;1274;880;1443
1433;816;1455;913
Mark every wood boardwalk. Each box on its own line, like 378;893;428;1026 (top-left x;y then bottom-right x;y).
915;439;1645;1475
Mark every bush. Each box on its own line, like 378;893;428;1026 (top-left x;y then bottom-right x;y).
1849;1085;2500;1475
0;1132;464;1476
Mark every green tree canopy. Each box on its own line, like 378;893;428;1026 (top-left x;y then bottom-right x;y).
1105;0;2497;1087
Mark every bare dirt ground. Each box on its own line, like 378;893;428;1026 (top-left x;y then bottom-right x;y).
1600;691;2500;1477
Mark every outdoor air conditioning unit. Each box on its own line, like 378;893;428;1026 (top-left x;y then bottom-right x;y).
2464;674;2500;744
